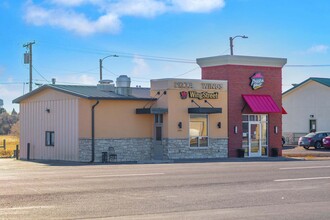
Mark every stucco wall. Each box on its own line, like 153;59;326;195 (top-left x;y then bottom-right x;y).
151;79;228;140
78;99;153;139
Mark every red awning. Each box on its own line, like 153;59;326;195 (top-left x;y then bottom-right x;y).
242;94;282;113
281;107;287;114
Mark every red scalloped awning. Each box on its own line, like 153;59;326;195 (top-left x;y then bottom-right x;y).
242;94;282;113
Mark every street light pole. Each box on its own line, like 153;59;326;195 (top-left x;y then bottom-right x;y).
99;55;118;81
229;35;248;55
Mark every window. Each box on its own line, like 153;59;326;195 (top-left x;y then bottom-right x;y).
309;119;316;132
45;131;55;146
155;114;163;123
189;114;208;147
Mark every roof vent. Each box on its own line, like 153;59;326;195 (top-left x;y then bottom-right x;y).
116;75;131;96
97;79;115;92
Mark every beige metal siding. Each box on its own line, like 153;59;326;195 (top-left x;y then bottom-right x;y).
20;91;79;161
283;81;330;133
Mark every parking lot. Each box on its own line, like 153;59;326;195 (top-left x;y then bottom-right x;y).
282;145;330;158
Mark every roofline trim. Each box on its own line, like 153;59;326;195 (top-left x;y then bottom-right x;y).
282;77;330;96
197;55;287;68
13;84;155;103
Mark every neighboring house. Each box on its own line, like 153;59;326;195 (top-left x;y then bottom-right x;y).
282;77;330;144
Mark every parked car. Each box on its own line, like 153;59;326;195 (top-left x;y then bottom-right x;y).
323;136;330;149
298;131;330;149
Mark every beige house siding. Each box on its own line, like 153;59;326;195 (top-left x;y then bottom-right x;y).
20;89;79;161
283;81;330;143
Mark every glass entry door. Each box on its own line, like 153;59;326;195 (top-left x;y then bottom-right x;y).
249;122;262;157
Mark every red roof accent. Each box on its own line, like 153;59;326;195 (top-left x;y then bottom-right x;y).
281;107;287;114
242;94;281;113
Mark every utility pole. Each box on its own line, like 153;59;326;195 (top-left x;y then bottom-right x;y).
229;35;248;55
99;55;118;81
23;41;35;92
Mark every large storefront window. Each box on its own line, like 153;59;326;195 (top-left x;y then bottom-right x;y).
242;114;268;157
190;114;208;147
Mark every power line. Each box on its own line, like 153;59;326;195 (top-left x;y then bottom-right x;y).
38;41;196;64
173;67;200;78
32;66;50;83
118;54;195;64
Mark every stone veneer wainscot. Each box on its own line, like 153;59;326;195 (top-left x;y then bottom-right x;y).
164;138;228;160
79;138;153;162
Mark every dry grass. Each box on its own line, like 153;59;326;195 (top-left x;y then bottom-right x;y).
0;135;20;158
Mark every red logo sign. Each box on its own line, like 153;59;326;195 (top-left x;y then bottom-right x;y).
250;72;264;90
180;91;188;99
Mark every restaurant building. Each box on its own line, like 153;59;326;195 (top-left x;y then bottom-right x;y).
13;55;286;162
198;55;287;157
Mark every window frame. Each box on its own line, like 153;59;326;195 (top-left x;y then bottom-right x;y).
45;131;55;147
189;114;209;148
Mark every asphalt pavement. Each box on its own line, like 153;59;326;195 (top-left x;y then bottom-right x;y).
1;158;330;219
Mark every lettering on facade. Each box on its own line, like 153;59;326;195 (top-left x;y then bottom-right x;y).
174;82;222;90
174;82;193;89
250;72;264;90
201;83;222;90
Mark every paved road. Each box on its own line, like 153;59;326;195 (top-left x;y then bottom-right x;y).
1;158;330;219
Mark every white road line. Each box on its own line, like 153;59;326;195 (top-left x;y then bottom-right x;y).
0;206;55;211
83;172;165;178
274;176;330;182
280;165;330;170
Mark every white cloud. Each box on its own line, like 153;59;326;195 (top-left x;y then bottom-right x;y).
132;56;150;76
307;45;328;54
108;0;167;18
24;3;121;35
49;0;87;7
171;0;225;12
24;0;225;35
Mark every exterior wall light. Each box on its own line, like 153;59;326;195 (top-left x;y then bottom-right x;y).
234;126;238;134
217;122;221;128
46;108;50;113
178;122;182;129
274;126;278;134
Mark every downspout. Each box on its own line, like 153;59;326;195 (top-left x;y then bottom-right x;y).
91;100;100;162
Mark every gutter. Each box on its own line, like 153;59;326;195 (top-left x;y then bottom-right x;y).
91;100;100;162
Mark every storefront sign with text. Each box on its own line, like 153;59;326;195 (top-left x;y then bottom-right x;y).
174;82;222;90
180;91;218;100
250;72;264;90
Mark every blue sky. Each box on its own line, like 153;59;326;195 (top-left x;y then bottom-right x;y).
1;0;330;111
